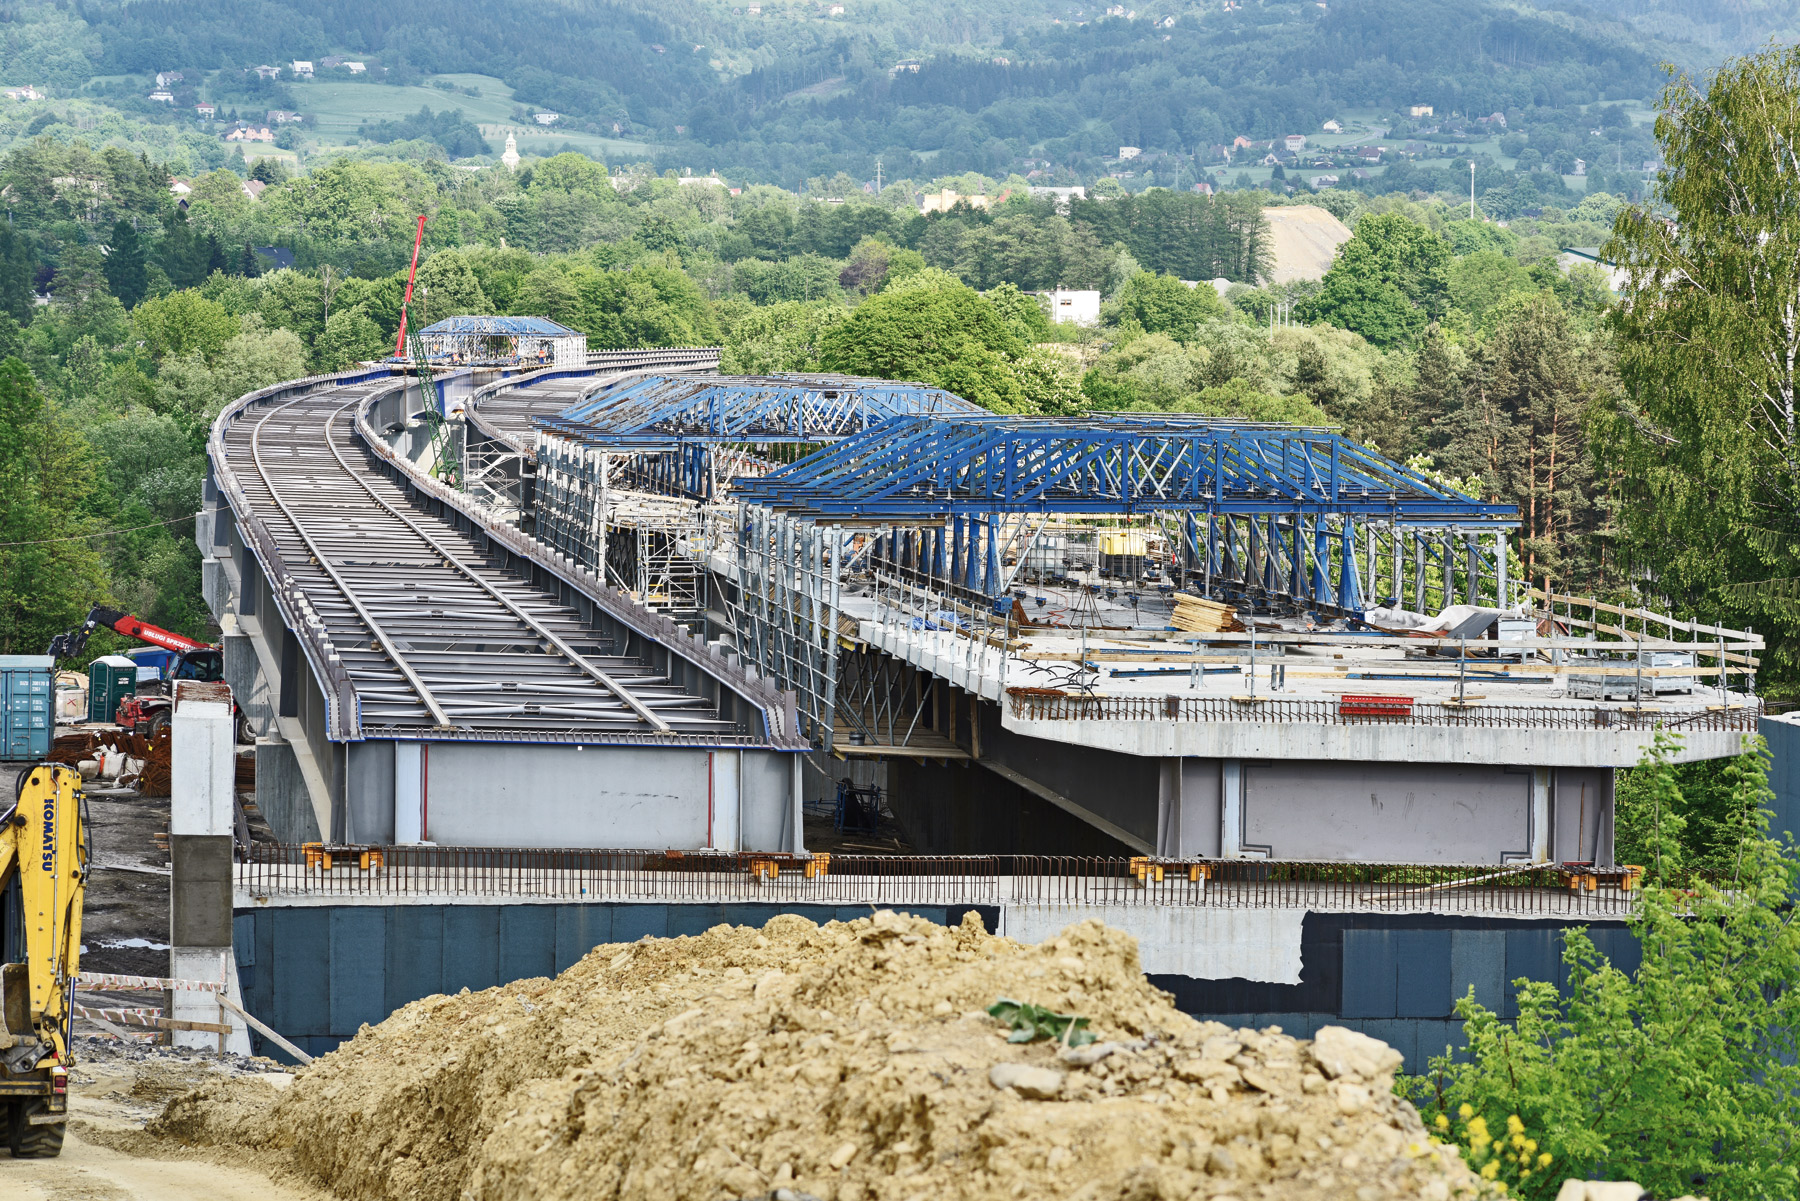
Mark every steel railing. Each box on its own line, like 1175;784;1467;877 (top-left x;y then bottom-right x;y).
235;845;1673;917
1005;690;1764;732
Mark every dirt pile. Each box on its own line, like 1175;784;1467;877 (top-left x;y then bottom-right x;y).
154;911;1487;1201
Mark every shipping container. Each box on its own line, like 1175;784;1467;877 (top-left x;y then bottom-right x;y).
1;655;54;761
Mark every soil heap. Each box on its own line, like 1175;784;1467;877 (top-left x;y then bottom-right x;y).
154;910;1487;1201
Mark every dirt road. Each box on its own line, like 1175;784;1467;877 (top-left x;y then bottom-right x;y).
2;1039;329;1201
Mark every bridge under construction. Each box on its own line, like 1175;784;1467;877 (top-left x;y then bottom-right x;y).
196;346;1773;1066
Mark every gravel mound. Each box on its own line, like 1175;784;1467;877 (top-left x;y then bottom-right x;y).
153;910;1486;1201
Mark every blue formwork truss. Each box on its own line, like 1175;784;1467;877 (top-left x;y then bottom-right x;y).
735;414;1519;526
536;374;985;446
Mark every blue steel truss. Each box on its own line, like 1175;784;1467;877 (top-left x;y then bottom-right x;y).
735;414;1519;526
536;374;984;446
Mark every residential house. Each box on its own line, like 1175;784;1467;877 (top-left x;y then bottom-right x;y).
253;65;281;80
1191;180;1214;195
1206;143;1230;162
1322;119;1341;133
155;71;183;88
1356;145;1381;163
891;60;920;74
267;110;301;124
319;56;346;68
168;179;193;198
225;125;275;143
195;102;216;118
1045;288;1101;326
1559;247;1626;291
291;61;314;78
1157;15;1176;27
1311;174;1339;190
1572;158;1587;176
1350;168;1372;182
1284;134;1307;152
828;3;845;13
534;112;560;125
3;86;44;101
343;61;366;73
148;90;174;103
677;174;727;188
1408;104;1433;118
1232;135;1255;150
242;179;267;200
747;4;762;12
1118;146;1141;160
1479;111;1507;128
1260;152;1282;167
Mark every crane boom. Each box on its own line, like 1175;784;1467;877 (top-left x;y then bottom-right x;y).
46;606;211;664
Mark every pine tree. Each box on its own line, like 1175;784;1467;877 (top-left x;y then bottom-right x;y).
103;219;149;308
238;242;262;278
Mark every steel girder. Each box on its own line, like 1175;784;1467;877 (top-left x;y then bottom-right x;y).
735;415;1520;526
536;373;985;446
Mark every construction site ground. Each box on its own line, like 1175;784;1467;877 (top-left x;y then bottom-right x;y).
4;1037;319;1199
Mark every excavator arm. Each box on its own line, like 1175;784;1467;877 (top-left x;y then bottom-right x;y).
0;764;86;1157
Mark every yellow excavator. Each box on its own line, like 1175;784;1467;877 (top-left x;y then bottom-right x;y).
0;763;86;1158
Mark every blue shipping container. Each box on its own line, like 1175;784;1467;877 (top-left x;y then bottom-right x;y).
0;655;54;761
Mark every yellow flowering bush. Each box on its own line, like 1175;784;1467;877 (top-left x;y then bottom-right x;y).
1431;1108;1548;1197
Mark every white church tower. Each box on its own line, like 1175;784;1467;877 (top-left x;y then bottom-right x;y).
501;132;520;171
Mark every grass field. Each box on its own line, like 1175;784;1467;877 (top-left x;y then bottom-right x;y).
296;73;654;160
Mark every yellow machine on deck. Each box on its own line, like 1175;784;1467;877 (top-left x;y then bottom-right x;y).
0;763;86;1158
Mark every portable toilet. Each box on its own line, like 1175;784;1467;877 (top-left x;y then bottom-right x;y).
87;655;138;724
1;655;54;761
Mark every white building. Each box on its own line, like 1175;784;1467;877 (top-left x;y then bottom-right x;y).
1409;104;1434;118
291;60;314;79
920;189;991;214
148;90;174;103
1322;119;1341;133
1118;146;1141;160
1045;288;1101;327
677;174;728;188
501;132;521;171
1284;133;1306;152
1028;185;1086;210
344;61;367;73
534;112;560;125
3;85;44;101
155;71;183;88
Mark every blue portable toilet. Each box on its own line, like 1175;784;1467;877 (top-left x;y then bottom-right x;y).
0;655;54;761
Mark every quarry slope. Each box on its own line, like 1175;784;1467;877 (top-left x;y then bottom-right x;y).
153;911;1487;1201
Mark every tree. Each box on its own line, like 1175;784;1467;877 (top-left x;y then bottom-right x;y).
317;306;390;370
1599;46;1800;685
818;270;1030;411
720;300;849;374
1302;212;1451;346
103;220;149;308
1105;271;1225;341
132;290;236;362
1416;734;1800;1201
0;358;106;654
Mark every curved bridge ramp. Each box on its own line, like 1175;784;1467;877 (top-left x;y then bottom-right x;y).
202;363;806;853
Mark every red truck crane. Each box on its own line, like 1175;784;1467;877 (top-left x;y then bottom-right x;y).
46;606;246;741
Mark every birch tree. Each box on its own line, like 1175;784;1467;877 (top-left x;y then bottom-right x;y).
1602;47;1800;680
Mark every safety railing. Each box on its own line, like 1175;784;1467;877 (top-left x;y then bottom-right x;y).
1004;690;1764;732
235;845;1675;917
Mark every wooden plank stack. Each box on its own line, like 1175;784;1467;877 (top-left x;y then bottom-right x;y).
1172;594;1245;634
